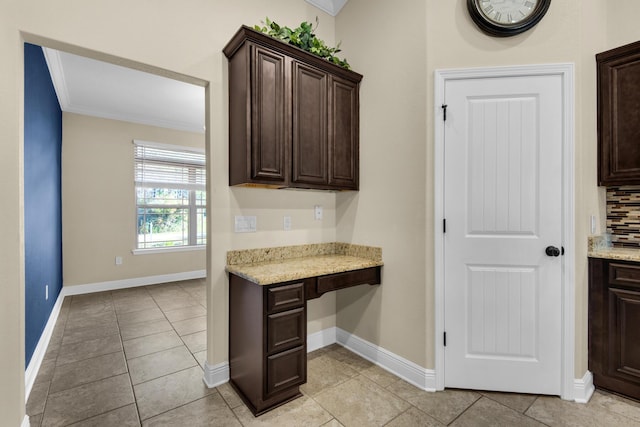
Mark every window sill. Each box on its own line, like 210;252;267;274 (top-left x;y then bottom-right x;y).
132;245;206;255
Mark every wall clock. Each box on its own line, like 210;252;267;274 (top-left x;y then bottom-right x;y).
467;0;552;37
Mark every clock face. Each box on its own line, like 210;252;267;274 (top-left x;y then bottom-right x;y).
467;0;551;37
478;0;538;25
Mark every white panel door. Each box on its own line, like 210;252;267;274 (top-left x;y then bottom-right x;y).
444;74;563;394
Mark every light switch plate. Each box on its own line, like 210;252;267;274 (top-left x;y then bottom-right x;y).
235;215;257;233
314;205;323;220
284;216;292;231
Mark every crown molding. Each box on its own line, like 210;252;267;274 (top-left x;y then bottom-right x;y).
304;0;348;16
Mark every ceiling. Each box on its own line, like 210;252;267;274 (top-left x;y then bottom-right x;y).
43;48;206;134
41;0;348;133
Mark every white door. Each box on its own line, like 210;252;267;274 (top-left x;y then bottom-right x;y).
443;73;563;395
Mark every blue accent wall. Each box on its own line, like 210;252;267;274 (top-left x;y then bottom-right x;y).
24;43;63;367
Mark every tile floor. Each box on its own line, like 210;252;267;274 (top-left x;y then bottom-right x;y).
27;279;640;426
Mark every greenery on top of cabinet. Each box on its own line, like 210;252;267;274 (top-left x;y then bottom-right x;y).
254;17;351;70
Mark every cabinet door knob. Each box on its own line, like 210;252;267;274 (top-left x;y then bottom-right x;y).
545;246;561;257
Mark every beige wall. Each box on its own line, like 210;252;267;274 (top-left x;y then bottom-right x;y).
62;113;206;286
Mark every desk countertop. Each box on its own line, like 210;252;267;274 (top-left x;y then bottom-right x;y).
226;243;383;285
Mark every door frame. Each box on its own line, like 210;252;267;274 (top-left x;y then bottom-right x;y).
433;63;576;400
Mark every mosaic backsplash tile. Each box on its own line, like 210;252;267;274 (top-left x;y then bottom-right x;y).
607;186;640;248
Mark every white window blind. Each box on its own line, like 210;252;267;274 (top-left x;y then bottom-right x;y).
134;140;205;190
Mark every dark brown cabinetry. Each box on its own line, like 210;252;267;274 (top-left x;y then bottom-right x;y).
597;41;640;186
589;258;640;400
228;265;381;415
224;26;362;191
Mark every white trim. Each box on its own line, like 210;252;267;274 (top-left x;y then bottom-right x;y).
132;245;205;255
304;0;348;16
133;139;205;154
21;415;30;427
574;371;595;403
307;327;337;352
336;328;436;391
433;63;576;399
25;290;65;401
62;270;206;296
203;361;229;388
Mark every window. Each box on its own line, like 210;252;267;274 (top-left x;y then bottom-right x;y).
134;140;206;250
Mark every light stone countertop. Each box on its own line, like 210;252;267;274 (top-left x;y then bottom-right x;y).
226;243;383;285
588;247;640;262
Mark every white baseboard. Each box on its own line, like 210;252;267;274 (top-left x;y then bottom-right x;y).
21;415;30;427
62;270;206;296
307;327;337;352
574;371;595;403
25;289;65;401
336;328;436;391
203;361;230;388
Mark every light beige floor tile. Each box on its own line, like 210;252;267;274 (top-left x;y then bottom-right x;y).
385;407;444;427
128;346;197;385
301;354;359;396
56;334;122;366
314;375;410;427
27;381;50;416
322;420;345;427
359;364;399;388
172;315;206;336
216;382;244;409
480;391;538;413
50;352;128;393
233;395;332;427
41;374;134;427
34;359;56;384
111;288;150;302
451;397;545;427
526;394;640;426
134;366;214;420
181;330;207;353
66;305;117;329
68;404;140;426
28;412;43;427
590;390;640;422
117;306;165;326
62;324;120;345
114;298;159;315
193;350;207;368
153;295;200;312
163;305;206;323
143;393;240;426
123;330;183;360
120;318;172;341
387;381;480;425
325;346;374;371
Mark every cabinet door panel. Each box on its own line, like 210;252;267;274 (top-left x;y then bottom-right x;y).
266;346;306;396
291;61;328;186
609;288;640;381
267;308;305;354
266;282;304;314
329;76;359;189
251;46;286;182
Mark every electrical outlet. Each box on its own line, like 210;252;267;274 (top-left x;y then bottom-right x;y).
284;216;292;231
115;256;123;265
314;205;323;220
45;284;49;301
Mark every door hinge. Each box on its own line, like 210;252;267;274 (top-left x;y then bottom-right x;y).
443;331;447;347
442;104;448;121
443;219;447;234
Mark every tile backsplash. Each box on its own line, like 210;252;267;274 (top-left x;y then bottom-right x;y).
607;186;640;248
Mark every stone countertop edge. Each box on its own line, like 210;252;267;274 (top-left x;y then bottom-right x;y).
226;243;383;286
588;235;640;262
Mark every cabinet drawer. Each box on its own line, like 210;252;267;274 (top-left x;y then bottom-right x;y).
266;282;304;313
267;308;305;354
317;267;381;294
266;345;306;396
609;263;640;288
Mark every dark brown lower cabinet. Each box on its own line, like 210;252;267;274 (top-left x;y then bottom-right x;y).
228;266;381;415
589;258;640;400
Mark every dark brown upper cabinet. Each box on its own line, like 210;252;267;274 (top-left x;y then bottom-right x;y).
224;26;362;191
597;40;640;186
